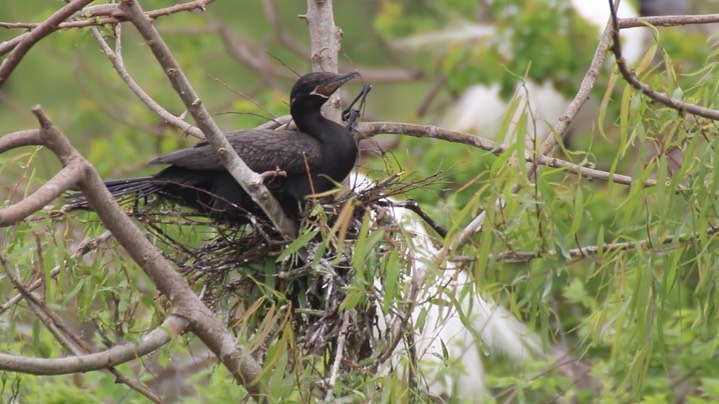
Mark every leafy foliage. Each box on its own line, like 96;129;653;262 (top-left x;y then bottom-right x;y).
2;0;719;402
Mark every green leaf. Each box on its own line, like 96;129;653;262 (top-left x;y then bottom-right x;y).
276;229;318;262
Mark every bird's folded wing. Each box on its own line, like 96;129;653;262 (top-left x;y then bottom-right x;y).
149;130;323;174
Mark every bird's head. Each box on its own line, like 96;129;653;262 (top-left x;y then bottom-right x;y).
290;71;359;111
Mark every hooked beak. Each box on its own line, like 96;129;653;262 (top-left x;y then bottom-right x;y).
315;71;360;97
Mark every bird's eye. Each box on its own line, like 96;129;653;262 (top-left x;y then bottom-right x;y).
317;79;326;85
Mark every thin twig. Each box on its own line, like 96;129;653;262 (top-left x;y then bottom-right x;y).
0;0;94;89
0;230;113;317
325;310;351;401
88;26;204;139
0;258;162;403
0;0;214;31
495;223;719;263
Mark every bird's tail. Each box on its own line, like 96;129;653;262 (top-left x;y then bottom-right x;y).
64;176;161;210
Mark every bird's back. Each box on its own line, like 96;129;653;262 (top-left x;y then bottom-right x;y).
150;129;323;175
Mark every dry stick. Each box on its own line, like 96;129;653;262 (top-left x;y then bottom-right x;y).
609;2;719;121
325;310;351;401
119;0;296;240
0;259;162;403
0;107;263;399
0;0;94;88
88;27;204;139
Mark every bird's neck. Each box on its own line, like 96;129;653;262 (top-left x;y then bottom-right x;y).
293;109;336;143
292;107;357;174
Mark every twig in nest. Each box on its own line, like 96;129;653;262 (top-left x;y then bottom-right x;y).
259;168;287;181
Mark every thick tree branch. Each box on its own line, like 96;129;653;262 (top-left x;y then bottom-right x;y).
305;0;344;121
0;313;185;376
0;106;264;399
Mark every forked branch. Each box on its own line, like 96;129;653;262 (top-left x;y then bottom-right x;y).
0;106;264;400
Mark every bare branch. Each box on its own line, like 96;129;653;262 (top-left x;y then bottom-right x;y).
0;0;94;89
357;122;656;188
0;314;186;376
255;114;293;130
305;0;341;74
264;0;310;58
0;105;264;398
88;27;204;139
0;129;43;151
542;9;616;156
324;310;351;400
0;0;214;31
609;1;719;121
0;35;26;58
496;223;719;263
0;1;214;59
119;0;296;239
218;25;292;86
217;19;423;85
0;164;83;226
305;0;344;121
619;14;719;29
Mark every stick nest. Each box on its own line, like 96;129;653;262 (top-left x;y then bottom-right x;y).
120;172;446;382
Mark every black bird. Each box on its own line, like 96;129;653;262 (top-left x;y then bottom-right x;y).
67;71;360;222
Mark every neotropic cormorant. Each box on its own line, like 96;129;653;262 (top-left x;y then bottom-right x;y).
67;71;360;222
